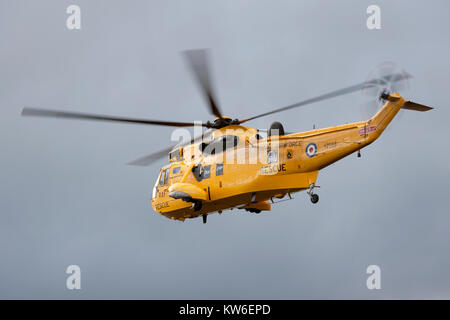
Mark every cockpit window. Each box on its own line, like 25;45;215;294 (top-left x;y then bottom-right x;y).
172;167;181;174
163;168;169;185
159;170;165;185
153;173;160;199
159;168;170;186
199;135;239;155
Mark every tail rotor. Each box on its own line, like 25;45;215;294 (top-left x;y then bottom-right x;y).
360;62;412;121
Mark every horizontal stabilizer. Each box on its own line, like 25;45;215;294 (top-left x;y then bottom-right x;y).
402;101;433;112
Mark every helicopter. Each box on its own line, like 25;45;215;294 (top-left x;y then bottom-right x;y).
22;49;433;223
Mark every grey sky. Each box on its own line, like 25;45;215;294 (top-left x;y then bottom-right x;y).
1;0;449;299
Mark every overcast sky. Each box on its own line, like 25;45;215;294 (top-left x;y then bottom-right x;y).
1;0;450;299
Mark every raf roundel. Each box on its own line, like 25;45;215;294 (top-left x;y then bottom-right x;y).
305;142;317;158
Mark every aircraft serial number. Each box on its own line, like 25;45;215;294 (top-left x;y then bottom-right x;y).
324;141;337;149
260;163;287;175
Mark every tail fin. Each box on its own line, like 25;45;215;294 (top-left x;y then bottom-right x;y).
366;94;432;142
402;101;433;112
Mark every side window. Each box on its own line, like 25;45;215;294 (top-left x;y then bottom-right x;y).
159;170;165;186
200;135;240;155
267;150;278;164
164;168;169;185
172;167;181;174
203;165;211;179
169;148;183;161
216;163;224;176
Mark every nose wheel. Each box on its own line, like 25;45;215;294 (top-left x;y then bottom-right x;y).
307;184;320;204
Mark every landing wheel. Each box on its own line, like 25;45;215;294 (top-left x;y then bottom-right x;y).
307;183;320;204
246;208;261;214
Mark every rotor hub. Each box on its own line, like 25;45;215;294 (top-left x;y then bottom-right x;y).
208;117;240;129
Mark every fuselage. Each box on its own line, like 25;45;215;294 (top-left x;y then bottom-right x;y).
152;94;406;221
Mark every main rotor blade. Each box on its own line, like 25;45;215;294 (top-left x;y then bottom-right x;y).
22;107;210;128
183;49;223;119
238;72;412;124
127;146;174;166
127;130;214;166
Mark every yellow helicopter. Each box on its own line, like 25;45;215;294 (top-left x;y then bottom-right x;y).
22;50;433;223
